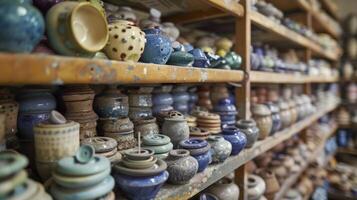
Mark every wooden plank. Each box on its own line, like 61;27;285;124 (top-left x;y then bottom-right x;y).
266;0;310;12
202;0;244;17
311;10;341;38
250;71;339;83
0;53;244;85
164;8;228;24
320;0;339;20
155;100;340;200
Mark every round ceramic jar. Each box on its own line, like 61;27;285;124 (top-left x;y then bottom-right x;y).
236;119;259;148
278;100;292;129
166;149;198;184
251;104;272;140
94;87;129;118
128;106;152;121
258;170;280;199
134;116;159;138
287;100;298;124
162;111;189;147
104;131;137;151
265;102;282;134
98;117;133;133
206;178;240;200
207;136;232;163
221;127;247;156
247;174;266;200
179;139;212;173
129;93;152;107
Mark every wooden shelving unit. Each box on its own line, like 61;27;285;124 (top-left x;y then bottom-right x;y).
250;71;339;83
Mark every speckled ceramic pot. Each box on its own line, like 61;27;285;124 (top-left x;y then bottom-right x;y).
98;117;133;133
252;104;272;140
94;87;129;118
179;138;212;173
0;96;19;138
207;135;232;163
278;100;292;128
221;127;247;156
162;111;189;147
206;178;240;200
236;119;259;148
247;174;266;200
104;130;137;151
105;20;145;61
134;116;159;138
166;149;198;184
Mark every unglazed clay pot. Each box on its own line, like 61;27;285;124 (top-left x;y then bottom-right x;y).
141;27;172;64
252;104;272;140
166;149;198;184
104;20;146;62
247;174;266;200
94;86;129;118
134;116;159;138
221;127;247;156
207;135;232;163
46;1;108;57
206;177;240;200
162;111;189;147
258;170;280;200
236;119;259;148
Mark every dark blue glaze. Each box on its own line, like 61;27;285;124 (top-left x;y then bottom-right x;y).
188;48;210;68
0;0;44;53
172;92;190;103
173;103;188;114
179;138;208;149
167;51;194;66
220;115;236;122
93;90;129;118
141;28;172;64
192;151;211;173
222;127;247;155
17;112;50;140
152;93;173;106
113;171;169;200
213;98;237;113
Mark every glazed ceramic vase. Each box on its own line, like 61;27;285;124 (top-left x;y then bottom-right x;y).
252;104;273;140
128;86;153;121
0;0;45;53
140;27;172;64
247;174;266;200
213;98;237;127
259;170;280;200
222;127;247;156
113;149;169;200
46;1;108;57
179;138;212;173
167;48;194;66
81;137;121;164
265;102;282;134
162;111;190;147
94;86;129;118
166;149;198;184
152;85;173;116
134;116;159;138
104;20;146;62
206;178;240;200
142;134;173;159
236;119;259;148
33;0;63;13
50;145;115;200
0;90;19;140
172;85;190;115
207;136;232;163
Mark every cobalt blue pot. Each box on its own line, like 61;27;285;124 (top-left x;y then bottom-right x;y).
213;98;237;113
0;0;45;53
93;88;129;118
189;48;210;68
220;115;236;122
265;102;282;134
152;93;173;106
179;138;212;173
192;151;211;173
113;171;169;200
141;28;172;64
172;92;190;103
172;90;189;115
222;127;247;156
173;103;189;115
17;112;50;140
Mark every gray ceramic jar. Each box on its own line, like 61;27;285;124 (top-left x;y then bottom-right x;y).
207;136;232;163
166;149;198;184
134;116;159;138
162;111;189;147
236;119;259;148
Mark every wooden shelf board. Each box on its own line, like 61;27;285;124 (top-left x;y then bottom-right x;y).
320;0;339;20
250;71;339;83
203;0;244;18
155;101;340;200
0;53;244;85
311;11;341;39
266;0;310;12
337;148;357;156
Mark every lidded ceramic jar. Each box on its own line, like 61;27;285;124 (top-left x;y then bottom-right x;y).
166;149;198;184
162;111;189;147
236;119;259;148
50;145;115;200
134;116;159;138
0;89;19;140
172;85;190;115
195;111;222;135
278;100;292;129
94;86;129;118
206;177;240;200
113;148;168;200
179;138;212;173
221;127;247;156
142;134;173;159
189;48;210;68
152;85;173;116
247;174;266;200
104;20;146;62
81;137;121;164
0;0;45;53
265;102;282;134
189;127;209;140
46;1;108;57
251;104;272;140
207;135;232;163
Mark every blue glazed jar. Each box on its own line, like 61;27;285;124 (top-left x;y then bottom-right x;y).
141;28;172;64
113;171;169;200
265;102;282;134
188;48;210;68
179;138;212;172
93;87;129;118
172;86;190;115
152;93;173;106
213;98;237;113
336;130;348;147
222;127;247;156
192;151;211;173
0;0;45;53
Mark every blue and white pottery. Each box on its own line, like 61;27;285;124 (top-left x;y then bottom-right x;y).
208;136;232;163
265;102;281;134
0;0;45;53
222;127;247;156
336;130;348;147
189;48;210;68
141;28;172;64
213;98;237;113
94;87;129;118
251;52;261;70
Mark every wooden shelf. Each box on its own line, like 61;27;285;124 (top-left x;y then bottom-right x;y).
155;100;340;200
250;71;339;83
266;0;310;12
311;10;342;39
337;148;357;156
320;0;340;20
0;53;244;85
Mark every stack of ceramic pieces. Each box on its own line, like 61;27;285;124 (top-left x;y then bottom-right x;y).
113;149;168;200
172;85;190;115
99;117;137;151
127;86;153;121
142;134;173;159
0;89;18;147
195;111;222;134
82;137;122;164
186;115;197;127
50;145;115;200
0;152;52;200
197;86;213;110
62;85;98;140
189;127;210;140
213;98;238;127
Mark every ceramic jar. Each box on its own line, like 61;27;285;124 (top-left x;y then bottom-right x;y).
197;86;213;110
252;104;272;140
34;118;80;180
128;86;153;121
140;27;172;64
206;178;240;200
221;127;247;156
104;20;146;62
0;91;19;140
94;86;129;118
207;136;232;163
0;0;45;53
179;138;212;173
190;127;210;140
236;119;259;148
162;111;189;147
152;85;173;116
167;47;194;66
278;100;292;129
210;85;229;105
33;0;63;13
172;85;190;115
81;137;121;164
188;87;198;113
46;1;108;57
265;102;282;134
213;98;237;127
142;134;173;159
134;116;159;138
258;170;280;200
189;48;210;68
287;100;298;124
247;174;266;200
166;149;198;184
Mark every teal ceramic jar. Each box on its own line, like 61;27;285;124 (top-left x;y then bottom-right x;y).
46;1;108;57
207;135;232;163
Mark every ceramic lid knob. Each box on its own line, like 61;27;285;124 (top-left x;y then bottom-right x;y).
75;145;95;164
49;110;66;124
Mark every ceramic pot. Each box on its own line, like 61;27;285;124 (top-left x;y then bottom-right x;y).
0;98;19;138
166;149;198;184
33;0;62;13
222;127;247;156
98;117;133;133
140;27;172;64
78;0;105;16
251;104;272;140
129;93;152;107
278;100;292;128
142;134;173;158
247;174;266;200
258;170;280;200
94;87;129;118
224;52;242;69
265;102;282;134
104;20;145;61
167;50;194;66
287;100;298;124
0;0;45;53
189;48;210;68
161;22;180;42
134;116;159;138
172;86;190;115
210;85;229;105
104;130;137;151
46;1;108;57
162;111;189;147
236;119;259;148
206;178;240;200
207;135;232;163
62;86;95;113
179;138;211;173
128;106;152;121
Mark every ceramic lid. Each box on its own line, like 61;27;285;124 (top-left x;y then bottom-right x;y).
143;134;170;146
251;104;271;116
113;158;167;177
81;137;117;153
179;138;208;149
0;153;28;178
